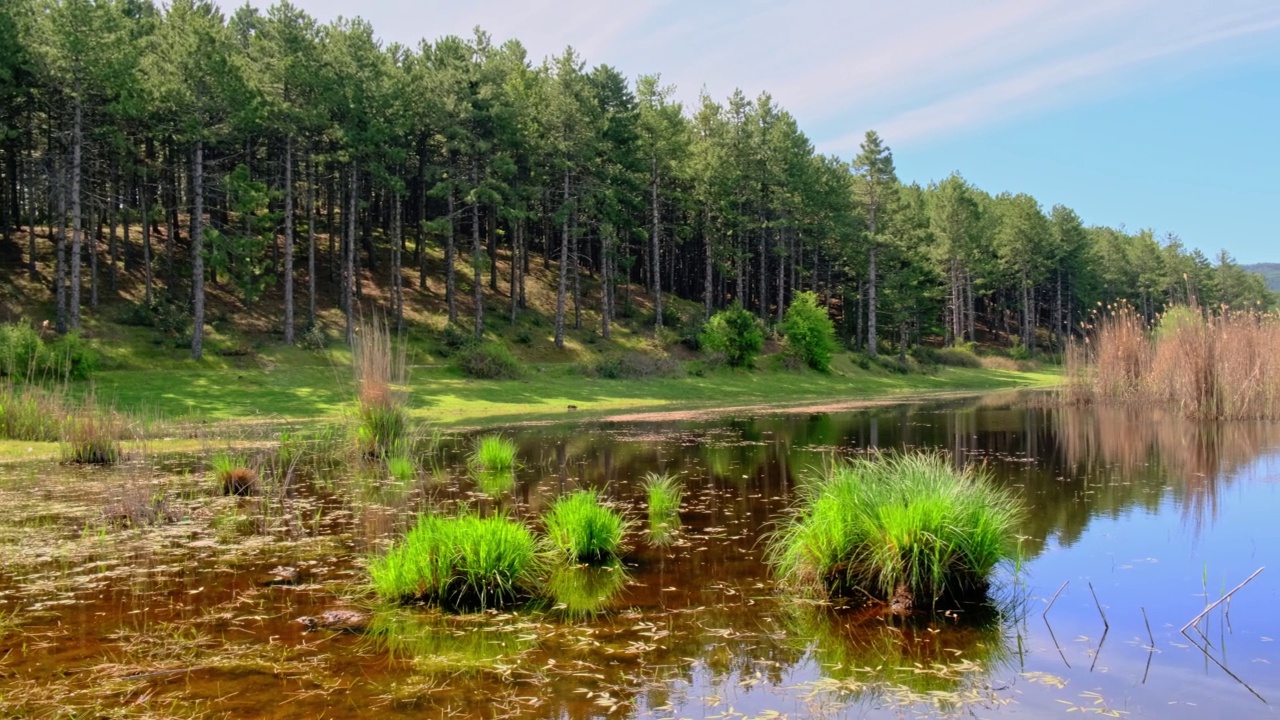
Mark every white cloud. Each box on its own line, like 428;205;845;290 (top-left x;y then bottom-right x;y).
232;0;1280;151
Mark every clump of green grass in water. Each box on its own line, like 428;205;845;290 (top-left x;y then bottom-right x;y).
542;490;630;564
386;455;415;483
468;434;518;471
369;512;539;610
767;453;1024;609
211;451;258;496
353;314;408;458
643;472;683;545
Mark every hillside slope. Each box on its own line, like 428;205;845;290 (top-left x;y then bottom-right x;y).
1244;263;1280;293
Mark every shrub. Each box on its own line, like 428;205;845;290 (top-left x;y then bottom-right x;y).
700;303;764;368
936;346;982;368
440;323;479;355
369;512;539;610
298;323;328;351
457;341;522;380
542;490;630;564
591;352;680;380
781;292;838;371
0;324;96;380
767;453;1023;609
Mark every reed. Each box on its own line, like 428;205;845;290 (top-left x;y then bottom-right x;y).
541;490;630;564
386;455;415;483
0;382;70;442
353;314;408;457
369;512;539;610
1074;304;1280;420
60;390;124;465
767;453;1023;608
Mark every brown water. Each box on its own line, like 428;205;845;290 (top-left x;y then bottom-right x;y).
2;394;1279;718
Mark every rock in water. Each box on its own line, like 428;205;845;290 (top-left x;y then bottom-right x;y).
295;609;369;633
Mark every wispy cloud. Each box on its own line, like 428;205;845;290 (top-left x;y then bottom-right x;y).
238;0;1280;151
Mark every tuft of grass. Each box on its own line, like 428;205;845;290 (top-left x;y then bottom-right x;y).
211;452;257;496
642;472;683;544
369;512;539;610
60;392;124;465
542;490;630;564
767;453;1023;608
0;382;70;441
353;314;408;457
386;455;415;483
468;434;518;471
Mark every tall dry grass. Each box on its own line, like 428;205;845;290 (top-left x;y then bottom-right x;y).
1069;304;1280;420
352;313;408;457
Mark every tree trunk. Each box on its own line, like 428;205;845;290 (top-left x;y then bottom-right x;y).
471;162;483;338
601;223;612;340
141;158;153;306
445;187;456;324
571;210;580;330
55;157;67;334
867;245;877;357
108;168;119;292
344;158;356;345
70;96;83;329
487;204;497;292
650;163;662;329
703;208;713;320
392;189;403;334
776;227;785;322
191;140;205;360
307;152;316;328
25;148;36;279
283;136;295;344
510;219;520;323
554;170;569;349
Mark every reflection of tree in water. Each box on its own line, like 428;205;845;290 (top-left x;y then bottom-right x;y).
1048;405;1280;537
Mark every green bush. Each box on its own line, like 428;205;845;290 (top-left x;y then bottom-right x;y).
700;303;764;368
767;453;1023;608
369;512;539;610
781;292;837;371
457;342;522;380
935;346;982;368
542;490;630;564
440;323;479;356
591;352;680;379
0;324;96;380
298;323;328;351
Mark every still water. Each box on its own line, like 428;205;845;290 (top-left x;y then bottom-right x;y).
1;393;1279;718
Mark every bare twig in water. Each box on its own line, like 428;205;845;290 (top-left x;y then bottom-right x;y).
1180;567;1264;634
1042;580;1068;620
1088;581;1109;630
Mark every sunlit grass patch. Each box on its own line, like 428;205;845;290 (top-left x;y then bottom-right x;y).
541;490;630;564
468;434;518;471
369;512;539;610
768;453;1023;608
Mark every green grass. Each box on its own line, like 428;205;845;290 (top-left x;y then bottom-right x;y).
468;434;518;471
386;455;415;483
86;356;1057;429
356;403;407;458
473;469;515;497
210;452;256;495
767;453;1024;608
369;512;540;610
541;490;630;564
643;472;683;544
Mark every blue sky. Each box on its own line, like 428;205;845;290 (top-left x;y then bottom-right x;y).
240;0;1280;263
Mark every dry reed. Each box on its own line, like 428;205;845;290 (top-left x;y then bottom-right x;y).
353;313;408;457
1069;304;1280;420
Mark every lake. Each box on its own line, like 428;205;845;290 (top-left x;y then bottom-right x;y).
2;392;1278;718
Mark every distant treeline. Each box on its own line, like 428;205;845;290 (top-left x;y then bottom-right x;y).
0;0;1272;358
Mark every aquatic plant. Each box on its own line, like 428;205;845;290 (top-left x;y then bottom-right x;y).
353;313;408;457
211;452;257;495
386;455;415;483
468;434;518;471
61;397;124;465
643;472;683;544
767;453;1023;608
369;512;539;610
541;490;630;564
0;382;69;441
473;469;515;497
